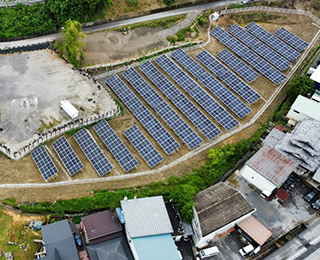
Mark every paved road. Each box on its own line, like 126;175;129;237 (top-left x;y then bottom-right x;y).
265;218;320;260
0;0;242;49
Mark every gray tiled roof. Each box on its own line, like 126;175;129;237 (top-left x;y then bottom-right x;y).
193;183;254;237
87;236;134;260
41;220;79;260
121;196;173;238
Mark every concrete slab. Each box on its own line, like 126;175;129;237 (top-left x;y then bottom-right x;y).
0;50;118;153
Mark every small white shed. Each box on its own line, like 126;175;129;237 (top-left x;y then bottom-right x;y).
59;100;78;119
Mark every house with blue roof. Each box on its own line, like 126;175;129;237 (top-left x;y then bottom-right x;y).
121;196;182;260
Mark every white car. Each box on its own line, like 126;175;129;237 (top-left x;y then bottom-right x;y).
242;0;254;4
199;246;220;259
239;244;254;257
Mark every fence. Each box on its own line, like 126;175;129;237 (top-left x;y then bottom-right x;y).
221;6;320;25
0;98;120;161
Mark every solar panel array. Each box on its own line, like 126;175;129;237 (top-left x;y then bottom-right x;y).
171;49;251;119
31;146;58;181
228;24;291;71
217;49;259;83
195;49;261;105
211;26;286;85
52;137;83;176
74;128;113;176
122;67;203;150
275;27;309;52
106;75;180;155
94;120;138;172
124;125;163;168
244;22;300;61
139;61;221;140
156;54;239;131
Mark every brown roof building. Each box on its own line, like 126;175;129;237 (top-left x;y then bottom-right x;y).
82;210;123;245
192;183;255;248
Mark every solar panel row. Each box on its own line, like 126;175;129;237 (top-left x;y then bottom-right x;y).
124;125;163;168
122;67;203;150
52;136;83;176
74;128;113;176
155;54;239;131
244;22;300;62
217;49;259;83
274;27;309;52
139;61;221;140
31;146;58;181
94;120;138;172
228;24;291;71
106;75;180;155
171;49;252;119
210;26;286;85
196;50;261;105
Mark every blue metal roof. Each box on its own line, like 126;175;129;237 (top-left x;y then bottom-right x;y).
132;234;181;260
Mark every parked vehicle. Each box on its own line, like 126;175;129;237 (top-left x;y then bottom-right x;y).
239;244;254;257
304;190;317;202
199;246;220;258
74;235;82;248
312;199;320;210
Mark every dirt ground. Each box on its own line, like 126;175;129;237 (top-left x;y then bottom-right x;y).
0;9;319;202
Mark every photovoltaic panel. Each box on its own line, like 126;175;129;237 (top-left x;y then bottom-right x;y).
123;67;203;150
106;75;180;155
217;49;259;83
94;120;138;172
31;146;58;181
274;27;309;52
228;24;291;71
196;50;261;105
73;128;113;176
139;61;221;140
155;54;239;131
171;49;251;118
244;22;300;61
52;136;83;176
124;125;163;168
210;26;286;85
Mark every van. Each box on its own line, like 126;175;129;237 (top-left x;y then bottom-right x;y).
239;244;254;257
199;246;220;259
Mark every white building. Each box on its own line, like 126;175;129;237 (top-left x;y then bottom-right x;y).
192;183;255;248
242;145;297;195
286;95;320;125
59;100;78;119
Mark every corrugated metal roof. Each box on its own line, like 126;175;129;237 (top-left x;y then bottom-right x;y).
132;234;181;260
263;128;285;148
276;119;320;171
193;183;254;237
288;95;320;121
121;196;173;238
237;216;273;246
247;145;297;186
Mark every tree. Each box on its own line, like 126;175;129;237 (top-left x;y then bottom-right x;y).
58;20;86;68
286;76;314;102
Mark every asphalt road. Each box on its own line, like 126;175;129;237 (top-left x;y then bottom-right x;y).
0;0;242;49
266;219;320;260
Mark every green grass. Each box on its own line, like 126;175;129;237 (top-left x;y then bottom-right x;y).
231;12;281;24
0;209;41;260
